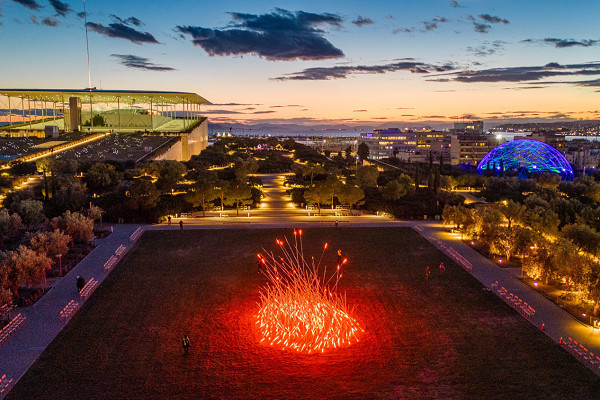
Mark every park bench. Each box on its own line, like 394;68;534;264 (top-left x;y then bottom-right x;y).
104;255;119;272
0;374;14;396
80;279;98;300
129;227;143;242
60;300;79;319
115;245;126;257
0;314;26;346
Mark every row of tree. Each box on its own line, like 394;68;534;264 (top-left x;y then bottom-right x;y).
0;210;96;307
443;198;600;309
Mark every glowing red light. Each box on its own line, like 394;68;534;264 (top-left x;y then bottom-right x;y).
256;232;363;354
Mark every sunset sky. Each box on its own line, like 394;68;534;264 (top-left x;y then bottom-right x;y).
1;0;599;127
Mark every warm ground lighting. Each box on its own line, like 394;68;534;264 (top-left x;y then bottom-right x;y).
256;230;363;354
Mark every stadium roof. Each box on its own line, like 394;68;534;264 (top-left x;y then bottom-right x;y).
0;89;211;105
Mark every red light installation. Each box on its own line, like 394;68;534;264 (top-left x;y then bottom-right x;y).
256;230;363;354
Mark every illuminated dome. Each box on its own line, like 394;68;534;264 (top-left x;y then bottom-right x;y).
477;139;574;181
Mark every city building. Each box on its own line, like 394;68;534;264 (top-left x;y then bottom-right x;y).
452;120;484;134
360;128;451;161
450;133;498;166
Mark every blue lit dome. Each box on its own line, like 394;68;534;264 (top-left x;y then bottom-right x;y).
477;139;574;180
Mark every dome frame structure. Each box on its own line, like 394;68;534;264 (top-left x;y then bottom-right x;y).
477;139;574;181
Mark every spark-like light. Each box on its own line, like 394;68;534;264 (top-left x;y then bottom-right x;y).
256;230;363;354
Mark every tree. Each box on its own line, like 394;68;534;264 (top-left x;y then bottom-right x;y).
304;181;334;215
233;159;259;181
357;143;370;161
14;245;52;288
392;147;399;158
302;163;324;185
497;199;525;229
383;174;415;202
29;230;71;260
16;199;45;230
124;178;160;215
60;211;94;242
355;166;379;188
344;146;352;159
186;171;218;217
54;179;87;212
86;205;105;224
225;180;253;216
521;236;552;281
336;185;365;209
561;223;599;254
214;179;230;212
36;158;52;200
148;161;187;193
0;209;23;247
85;163;120;191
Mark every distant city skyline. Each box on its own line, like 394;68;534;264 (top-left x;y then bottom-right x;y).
1;0;599;126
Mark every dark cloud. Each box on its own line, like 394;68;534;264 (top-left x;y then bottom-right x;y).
49;0;71;17
466;40;506;57
111;54;175;71
252;111;276;114
11;0;42;11
468;14;509;33
42;16;59;26
478;14;509;24
87;21;159;44
353;109;367;112
521;38;600;48
400;16;448;33
472;22;491;33
76;11;85;19
431;62;600;85
273;60;455;81
110;14;143;27
176;8;344;61
449;0;463;7
352;16;374;27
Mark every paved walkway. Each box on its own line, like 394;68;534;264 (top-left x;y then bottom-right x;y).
0;224;141;399
414;220;600;376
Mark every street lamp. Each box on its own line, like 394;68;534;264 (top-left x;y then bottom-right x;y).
56;254;62;275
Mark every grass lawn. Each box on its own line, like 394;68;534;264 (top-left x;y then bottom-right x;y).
8;227;600;399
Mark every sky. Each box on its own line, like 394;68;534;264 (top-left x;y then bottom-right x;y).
0;0;599;128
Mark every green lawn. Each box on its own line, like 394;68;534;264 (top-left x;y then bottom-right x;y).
8;228;600;399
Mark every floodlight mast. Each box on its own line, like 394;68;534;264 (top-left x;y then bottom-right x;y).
83;0;94;91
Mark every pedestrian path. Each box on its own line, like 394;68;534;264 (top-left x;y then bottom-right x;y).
0;224;142;399
414;221;600;376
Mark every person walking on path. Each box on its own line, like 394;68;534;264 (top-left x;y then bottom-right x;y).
179;220;183;230
337;249;342;265
335;220;339;228
425;266;430;281
76;276;85;292
182;335;191;355
168;216;172;226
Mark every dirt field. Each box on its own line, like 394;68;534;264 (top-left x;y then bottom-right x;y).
7;228;600;399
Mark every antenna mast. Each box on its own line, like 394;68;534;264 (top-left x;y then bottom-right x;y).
83;0;92;90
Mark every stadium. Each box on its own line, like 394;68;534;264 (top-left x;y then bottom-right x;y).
477;139;574;181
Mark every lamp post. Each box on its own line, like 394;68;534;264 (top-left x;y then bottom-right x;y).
56;254;62;275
